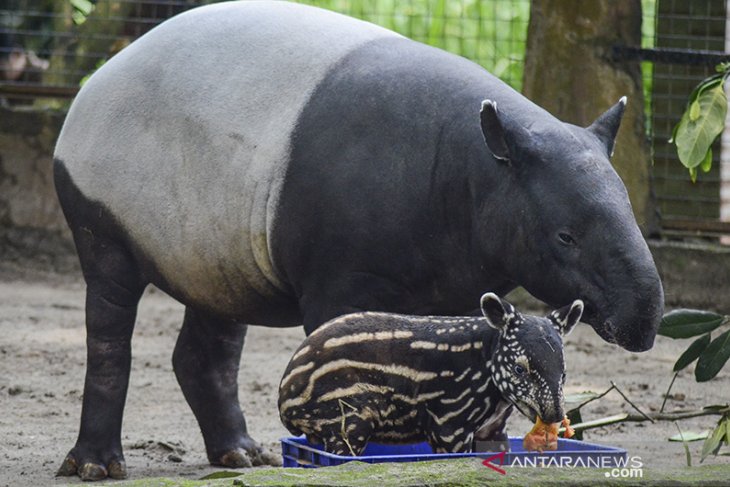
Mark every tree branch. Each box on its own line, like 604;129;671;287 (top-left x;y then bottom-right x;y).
610;380;655;423
568;405;730;433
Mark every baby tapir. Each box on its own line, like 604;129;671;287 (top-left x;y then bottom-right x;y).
278;293;583;455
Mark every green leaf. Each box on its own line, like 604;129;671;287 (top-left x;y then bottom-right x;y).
564;391;599;406
669;120;679;144
675;85;728;169
701;420;727;462
696;328;730;382
70;0;94;15
682;75;724;117
659;309;726;339
673;422;693;467
690;100;701;121
669;430;710;442
700;147;713;173
703;404;730;412
199;471;243;480
71;11;87;26
673;333;712;372
689;166;698;182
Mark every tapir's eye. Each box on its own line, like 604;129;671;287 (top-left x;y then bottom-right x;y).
513;364;526;376
558;232;576;246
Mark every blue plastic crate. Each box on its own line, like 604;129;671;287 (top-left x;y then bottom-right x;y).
281;436;627;469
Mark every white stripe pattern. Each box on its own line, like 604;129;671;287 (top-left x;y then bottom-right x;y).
279;361;315;389
280;359;439;412
325;330;414;348
427;397;475;425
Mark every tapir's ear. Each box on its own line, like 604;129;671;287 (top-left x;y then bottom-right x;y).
549;300;584;337
480;100;511;163
587;97;627;158
481;292;516;332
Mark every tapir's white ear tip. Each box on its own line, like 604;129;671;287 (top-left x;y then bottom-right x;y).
480;292;500;304
481;99;496;112
619;96;627;106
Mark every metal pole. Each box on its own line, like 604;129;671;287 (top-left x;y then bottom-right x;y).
721;0;730;244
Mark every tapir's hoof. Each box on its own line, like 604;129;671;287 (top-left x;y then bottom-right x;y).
217;448;253;468
256;449;283;467
56;454;78;477
56;451;127;481
215;446;282;468
107;460;128;479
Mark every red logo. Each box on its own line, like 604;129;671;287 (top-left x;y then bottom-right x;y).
481;451;507;475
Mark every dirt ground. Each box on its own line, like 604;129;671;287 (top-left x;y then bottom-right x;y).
1;232;729;486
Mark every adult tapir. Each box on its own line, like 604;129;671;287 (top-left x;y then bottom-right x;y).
53;0;664;480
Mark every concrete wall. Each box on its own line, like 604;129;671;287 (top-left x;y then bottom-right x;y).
650;240;730;313
1;107;729;313
0;107;67;234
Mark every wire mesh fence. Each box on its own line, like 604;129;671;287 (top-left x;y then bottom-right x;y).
0;0;529;100
1;0;729;237
1;0;198;100
290;0;530;90
646;0;727;229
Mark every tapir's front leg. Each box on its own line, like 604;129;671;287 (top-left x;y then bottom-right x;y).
172;307;280;467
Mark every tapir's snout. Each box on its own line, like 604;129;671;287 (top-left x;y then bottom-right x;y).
585;238;665;352
605;315;660;352
593;276;664;352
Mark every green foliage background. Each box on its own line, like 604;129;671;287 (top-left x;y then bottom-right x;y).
293;0;530;91
295;0;658;119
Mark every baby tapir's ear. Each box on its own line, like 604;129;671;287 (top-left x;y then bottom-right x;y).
480;292;517;332
549;300;584;337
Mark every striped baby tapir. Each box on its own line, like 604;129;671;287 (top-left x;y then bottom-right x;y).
278;293;583;455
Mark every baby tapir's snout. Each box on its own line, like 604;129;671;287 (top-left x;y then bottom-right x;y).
540;398;566;425
278;294;582;455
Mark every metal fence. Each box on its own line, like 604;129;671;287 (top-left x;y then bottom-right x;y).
1;0;728;238
1;0;197;100
0;0;529;100
642;0;728;236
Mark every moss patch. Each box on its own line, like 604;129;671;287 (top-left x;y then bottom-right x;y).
92;460;730;487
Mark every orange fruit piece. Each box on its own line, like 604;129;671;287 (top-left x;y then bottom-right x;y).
523;417;559;452
561;416;575;439
522;416;576;452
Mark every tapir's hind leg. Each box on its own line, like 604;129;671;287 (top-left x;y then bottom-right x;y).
319;418;372;456
56;237;145;481
172;307;280;467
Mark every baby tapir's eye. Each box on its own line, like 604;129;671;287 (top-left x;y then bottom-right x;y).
513;364;527;376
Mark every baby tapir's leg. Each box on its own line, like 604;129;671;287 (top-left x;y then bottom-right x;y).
474;401;514;452
319;414;373;456
428;427;475;454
